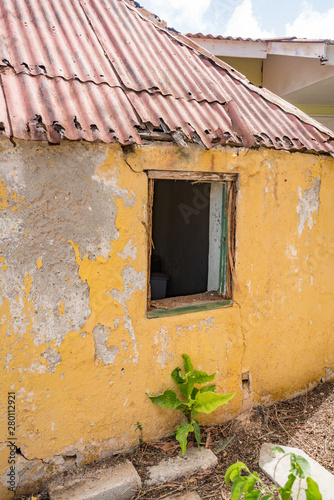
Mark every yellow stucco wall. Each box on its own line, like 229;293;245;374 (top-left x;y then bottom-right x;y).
299;106;334;116
0;138;333;496
217;56;263;86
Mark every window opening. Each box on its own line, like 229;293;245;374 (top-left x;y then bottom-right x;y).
147;171;237;313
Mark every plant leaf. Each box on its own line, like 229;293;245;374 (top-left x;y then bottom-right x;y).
179;375;194;397
191;387;199;399
272;446;285;454
182;354;193;373
231;476;248;500
244;492;262;499
261;496;274;500
242;476;257;493
291;454;311;479
279;487;294;500
282;472;296;490
194;391;235;414
147;390;184;409
279;473;296;500
171;367;184;385
305;477;322;500
199;384;216;393
190;409;199;420
192;369;216;385
225;462;248;486
192;420;201;448
176;421;193;457
179;373;216;398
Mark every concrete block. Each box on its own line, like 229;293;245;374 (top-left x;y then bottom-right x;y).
146;447;218;486
48;460;141;500
259;443;334;500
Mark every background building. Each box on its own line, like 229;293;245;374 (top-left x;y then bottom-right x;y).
187;35;334;131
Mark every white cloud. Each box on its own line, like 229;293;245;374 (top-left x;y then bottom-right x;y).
142;0;211;33
225;0;275;38
286;3;334;38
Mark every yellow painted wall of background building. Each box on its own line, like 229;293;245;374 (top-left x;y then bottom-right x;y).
218;56;263;86
217;56;334;129
0;137;333;496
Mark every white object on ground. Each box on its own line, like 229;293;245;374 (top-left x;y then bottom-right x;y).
259;443;334;500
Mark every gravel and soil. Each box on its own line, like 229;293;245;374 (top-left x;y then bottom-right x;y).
16;379;334;499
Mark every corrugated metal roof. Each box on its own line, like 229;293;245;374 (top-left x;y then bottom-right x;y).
186;34;334;44
0;0;333;154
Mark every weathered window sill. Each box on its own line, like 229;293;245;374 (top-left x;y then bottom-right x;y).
147;292;233;318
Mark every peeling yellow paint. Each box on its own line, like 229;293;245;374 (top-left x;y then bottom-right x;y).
58;301;64;317
0;178;9;209
36;258;43;269
0;178;25;211
0;297;14;337
0;141;333;496
10;191;25;205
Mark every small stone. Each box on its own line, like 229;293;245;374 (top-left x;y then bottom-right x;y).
48;460;141;500
259;443;334;499
146;448;218;486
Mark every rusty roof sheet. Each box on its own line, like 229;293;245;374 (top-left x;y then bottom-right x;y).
0;0;333;154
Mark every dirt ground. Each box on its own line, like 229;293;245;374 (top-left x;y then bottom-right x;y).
17;379;334;499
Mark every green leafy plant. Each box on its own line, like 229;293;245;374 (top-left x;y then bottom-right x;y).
147;353;235;456
225;447;322;499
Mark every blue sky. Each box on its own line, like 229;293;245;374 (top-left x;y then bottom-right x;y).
140;0;334;38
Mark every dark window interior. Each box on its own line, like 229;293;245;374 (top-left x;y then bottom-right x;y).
151;180;210;298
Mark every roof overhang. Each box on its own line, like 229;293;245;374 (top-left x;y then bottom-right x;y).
188;38;334;65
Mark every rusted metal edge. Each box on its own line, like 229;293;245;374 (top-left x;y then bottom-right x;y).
136;134;333;155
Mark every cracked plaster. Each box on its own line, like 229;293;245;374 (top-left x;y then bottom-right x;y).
93;324;120;365
1;141;333;497
0;138;137;373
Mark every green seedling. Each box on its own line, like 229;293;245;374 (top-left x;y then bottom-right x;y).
135;421;143;445
147;353;235;456
225;447;322;499
216;435;235;453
